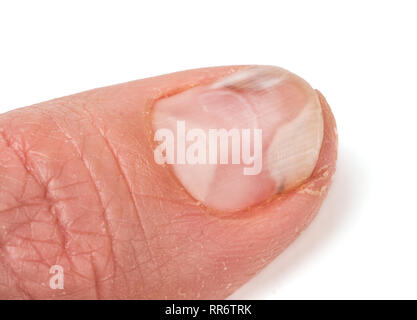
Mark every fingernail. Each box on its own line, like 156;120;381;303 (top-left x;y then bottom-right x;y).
152;66;324;211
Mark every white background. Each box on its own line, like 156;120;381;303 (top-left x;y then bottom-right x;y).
1;1;416;299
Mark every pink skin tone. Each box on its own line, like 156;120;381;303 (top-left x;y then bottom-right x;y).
0;66;337;299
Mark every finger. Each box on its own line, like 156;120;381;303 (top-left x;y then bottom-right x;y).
0;65;337;299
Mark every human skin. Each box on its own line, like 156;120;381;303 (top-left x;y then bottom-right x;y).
0;66;337;299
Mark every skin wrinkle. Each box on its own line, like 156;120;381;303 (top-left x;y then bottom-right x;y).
42;95;171;298
76;101;160;281
46;109;117;299
0;130;45;199
31;150;99;293
89;253;101;299
0;131;37;299
72;101;158;296
0;107;119;298
72;92;185;297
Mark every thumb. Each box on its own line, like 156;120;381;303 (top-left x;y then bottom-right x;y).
0;65;337;299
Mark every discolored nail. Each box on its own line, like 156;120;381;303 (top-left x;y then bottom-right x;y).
152;66;323;211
